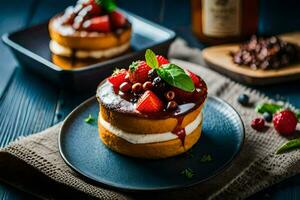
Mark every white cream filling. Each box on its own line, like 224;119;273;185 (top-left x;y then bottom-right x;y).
49;40;130;59
99;112;203;144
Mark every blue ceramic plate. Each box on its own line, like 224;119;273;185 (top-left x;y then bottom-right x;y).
59;96;244;191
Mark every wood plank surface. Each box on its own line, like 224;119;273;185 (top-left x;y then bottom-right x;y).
0;68;58;146
0;0;34;98
0;0;44;199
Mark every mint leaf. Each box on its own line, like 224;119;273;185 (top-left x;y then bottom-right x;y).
276;138;300;154
95;0;116;12
256;103;300;122
84;114;95;124
296;111;300;122
200;154;213;162
181;168;195;179
156;64;195;92
255;103;283;114
145;49;159;69
185;149;194;158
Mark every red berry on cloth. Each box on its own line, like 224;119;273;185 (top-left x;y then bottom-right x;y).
251;118;265;131
273;110;298;135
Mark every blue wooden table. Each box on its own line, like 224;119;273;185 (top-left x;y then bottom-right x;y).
0;0;299;199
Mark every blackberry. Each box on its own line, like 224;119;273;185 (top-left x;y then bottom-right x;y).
152;77;169;97
148;69;158;81
152;77;166;89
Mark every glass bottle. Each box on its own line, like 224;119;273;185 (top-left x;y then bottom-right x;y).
191;0;259;45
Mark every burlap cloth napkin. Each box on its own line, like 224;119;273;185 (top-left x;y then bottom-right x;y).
1;39;300;200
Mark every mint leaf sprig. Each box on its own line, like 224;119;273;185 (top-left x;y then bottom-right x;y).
84;114;96;124
200;154;213;163
145;49;159;69
276;138;300;154
95;0;117;12
255;103;283;114
145;49;195;92
181;168;195;179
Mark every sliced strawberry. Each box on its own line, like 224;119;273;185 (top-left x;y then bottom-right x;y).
82;0;101;15
110;11;126;28
186;70;200;87
156;55;169;66
83;15;110;32
136;90;163;113
129;61;152;83
107;68;128;88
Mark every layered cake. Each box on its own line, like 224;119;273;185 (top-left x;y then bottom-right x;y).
49;0;132;69
96;50;207;159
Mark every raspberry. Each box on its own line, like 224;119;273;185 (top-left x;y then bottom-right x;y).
156;55;169;66
107;68;127;88
251;118;265;131
273;110;298;135
129;61;152;83
136;90;163;113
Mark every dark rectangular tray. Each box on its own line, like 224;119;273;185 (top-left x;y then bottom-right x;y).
2;10;176;91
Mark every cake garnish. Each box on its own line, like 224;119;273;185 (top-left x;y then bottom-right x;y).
107;68;128;88
106;49;204;115
136;90;163;113
128;61;152;83
181;168;195;179
145;49;195;92
84;114;96;124
61;0;126;32
200;154;213;163
95;0;117;13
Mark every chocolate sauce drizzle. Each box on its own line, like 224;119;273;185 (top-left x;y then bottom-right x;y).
172;116;186;145
70;48;76;67
97;80;207;119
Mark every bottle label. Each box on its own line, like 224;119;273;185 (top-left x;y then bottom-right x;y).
202;0;241;37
